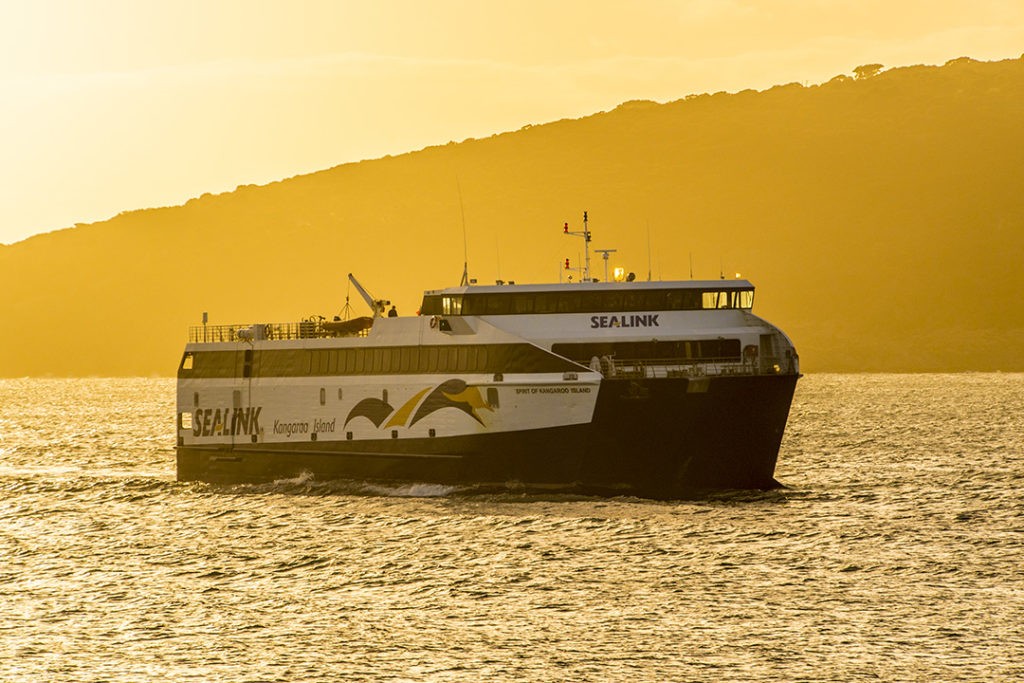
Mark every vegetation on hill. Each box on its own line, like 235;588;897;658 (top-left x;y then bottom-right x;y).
2;56;1023;376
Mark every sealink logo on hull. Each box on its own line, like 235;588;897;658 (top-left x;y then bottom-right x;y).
344;379;494;429
589;314;659;329
193;406;262;437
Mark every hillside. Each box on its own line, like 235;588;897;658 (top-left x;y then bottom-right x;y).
2;56;1023;376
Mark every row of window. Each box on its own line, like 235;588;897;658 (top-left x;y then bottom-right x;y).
552;339;742;363
179;338;745;380
179;344;582;379
420;288;754;316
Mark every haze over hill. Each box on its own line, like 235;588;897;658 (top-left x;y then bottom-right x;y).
2;55;1023;376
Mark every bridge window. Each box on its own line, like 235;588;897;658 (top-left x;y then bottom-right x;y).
485;296;511;315
623;291;645;310
512;294;534;314
535;293;559;313
557;293;582;313
420;296;442;315
702;290;753;309
442;295;463;315
425;287;750;316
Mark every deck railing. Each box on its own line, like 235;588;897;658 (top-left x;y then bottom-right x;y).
188;320;367;343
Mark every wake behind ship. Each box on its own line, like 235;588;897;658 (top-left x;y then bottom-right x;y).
176;251;799;497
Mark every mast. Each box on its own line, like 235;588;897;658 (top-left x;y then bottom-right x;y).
563;210;593;282
457;176;469;286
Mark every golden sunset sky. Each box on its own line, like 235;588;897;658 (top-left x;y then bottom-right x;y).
2;0;1022;245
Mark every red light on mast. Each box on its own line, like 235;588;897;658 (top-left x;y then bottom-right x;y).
563;222;569;233
564;258;570;270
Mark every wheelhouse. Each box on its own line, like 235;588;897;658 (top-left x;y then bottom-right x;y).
420;281;755;317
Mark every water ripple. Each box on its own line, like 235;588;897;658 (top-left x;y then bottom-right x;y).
0;376;1023;681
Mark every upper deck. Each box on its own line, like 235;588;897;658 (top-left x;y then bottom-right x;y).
182;278;799;378
187;280;758;344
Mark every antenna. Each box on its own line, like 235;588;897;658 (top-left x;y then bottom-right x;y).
583;211;591;281
719;256;725;280
646;222;652;282
457;176;469;286
689;252;694;279
563;210;594;282
595;249;617;282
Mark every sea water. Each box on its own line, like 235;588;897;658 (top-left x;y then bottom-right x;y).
0;375;1022;682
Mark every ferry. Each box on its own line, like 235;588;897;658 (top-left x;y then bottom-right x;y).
176;222;800;496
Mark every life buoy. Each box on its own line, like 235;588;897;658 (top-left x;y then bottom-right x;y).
429;316;438;329
743;344;758;360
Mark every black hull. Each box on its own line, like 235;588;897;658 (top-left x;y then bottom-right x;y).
177;374;799;497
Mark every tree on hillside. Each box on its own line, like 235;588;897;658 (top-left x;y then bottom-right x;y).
854;63;884;79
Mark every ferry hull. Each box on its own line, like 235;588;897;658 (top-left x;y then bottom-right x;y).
176;373;798;497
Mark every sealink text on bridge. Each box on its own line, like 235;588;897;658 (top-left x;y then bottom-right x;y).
589;314;660;329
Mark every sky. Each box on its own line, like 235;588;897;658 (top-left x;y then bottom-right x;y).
2;0;1022;245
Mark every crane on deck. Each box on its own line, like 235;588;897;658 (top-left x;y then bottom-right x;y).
347;273;391;318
